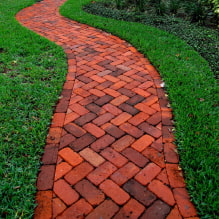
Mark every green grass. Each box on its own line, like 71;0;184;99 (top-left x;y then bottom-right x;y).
60;0;219;218
0;0;67;218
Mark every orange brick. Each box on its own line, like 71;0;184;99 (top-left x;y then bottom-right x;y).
53;179;79;205
102;103;123;116
148;179;175;206
73;88;90;97
64;162;94;185
103;75;120;82
46;127;62;144
91;75;106;83
69;103;89;115
135;103;156;115
79;148;105;167
132;88;151;97
110;95;129;106
54;162;72;181
131;135;154;152
138;81;154;90
166;205;182;219
99;179;130;205
51;113;65;127
120;123;144;138
63;112;80;125
83;123;105;138
58;147;83;167
135;163;161;185
128;112;149;126
111;112;132;126
53;198;66;218
112;135;135;152
103;88;121;97
89;88;105;97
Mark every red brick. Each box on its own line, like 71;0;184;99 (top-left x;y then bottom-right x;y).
37;165;55;191
101;123;125;138
143;95;158;106
57;198;93;219
51;113;65;127
118;87;136;97
59;134;76;149
147;111;161;125
83;123;105;138
102;103;123;116
138;122;162;138
156;169;169;185
135;163;161;185
111;162;140;185
162;126;175;143
96;81;113;90
122;147;149;167
70;133;96;152
111;112;132;126
55;98;69;113
53;179;79;205
110;95;129;106
35;191;53;219
120;122;144;138
123;179;156;206
131;135;154;152
118;75;133;82
64;162;94;185
173;188;198;217
82;81;98;90
74;112;97;126
58;147;83;167
104;75;120;82
91;134;115;152
166;205;182;219
100;147;128;167
132;88;151;97
99;179;130;205
138;81;154;90
92;113;115;126
151;136;163;152
113;198;145;219
112;135;135;152
135;103;156;115
54;162;72;181
164;143;179;163
87;161;117;185
64;123;86;137
103;88;121;97
142;147;165;168
128;112;149;126
166;164;186;188
69;95;83;105
89;88;105;97
75;179;105;205
63;112;80;125
53;198;66;218
79;148;105;167
86;200;119;219
148;179;175;206
79;95;99;106
69;103;89;115
140;200;171;219
94;95;114;106
46;127;62;144
63;80;74;89
110;81;127;90
162;111;173;125
41;144;58;165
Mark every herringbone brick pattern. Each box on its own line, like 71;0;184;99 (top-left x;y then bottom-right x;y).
16;0;199;218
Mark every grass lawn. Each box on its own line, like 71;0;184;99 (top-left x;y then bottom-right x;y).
0;0;67;217
60;0;219;218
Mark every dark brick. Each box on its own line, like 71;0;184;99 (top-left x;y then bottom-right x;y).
126;95;145;105
123;179;156;206
138;122;162;138
96;81;113;90
119;103;139;115
117;88;136;97
74;113;97;126
97;60;112;66
55;98;69;113
94;95;114;106
42;144;59;165
61;89;72;100
64;123;86;137
110;69;125;77
85;103;102;115
93;113;115;126
104;64;117;71
103;124;125;138
77;75;93;83
147;112;161;125
140;200;171;219
91;134;115;152
122;147;149;168
120;123;144;138
70;133;96;152
79;95;98;106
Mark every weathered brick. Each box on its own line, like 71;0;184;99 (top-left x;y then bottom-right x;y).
164;143;179;163
123;179;156;206
102;123;125;138
92;113;115;126
135;103;156;115
112;135;135;152
41;144;58;165
87;161;117;185
73;88;90;97
147;111;161;125
79;95;99;106
75;179;105;205
59;134;76;149
135;163;161;185
126;94;145;106
51;113;65;127
132;88;151;98
102;103;123;116
69;103;89;115
110;95;129;106
83;123;105;138
74;112;97;126
111;112;132;126
99;179;130;205
138;122;162;138
128;112;149;126
46;127;62;144
64;162;94;185
85;103;102;115
91;134;115;152
111;162;140;185
119;103;139;115
94;95;114;106
122;147;149;167
120;123;144;138
54;162;72;181
131;135;154;152
53;179;79;205
118;87;136;97
166;205;182;219
79;148;105;167
53;198;66;218
64;123;86;137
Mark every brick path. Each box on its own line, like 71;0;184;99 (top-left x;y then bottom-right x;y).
16;0;199;218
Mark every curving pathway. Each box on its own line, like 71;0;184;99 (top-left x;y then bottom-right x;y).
16;0;199;218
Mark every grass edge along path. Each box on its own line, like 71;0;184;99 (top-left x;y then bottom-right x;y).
59;0;219;218
0;0;67;218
